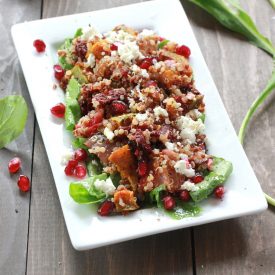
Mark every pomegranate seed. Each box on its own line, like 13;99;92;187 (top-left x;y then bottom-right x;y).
50;103;65;118
162;195;175;210
180;190;190;202
74;149;88;162
111;100;128;115
138;160;148;177
17;175;30;192
64;159;78;176
33;39;46;53
8;157;21;173
139;58;153;70
98;200;114;216
53;64;65;81
214;186;225;199
74;165;87;179
145;80;157;87
176;45;191;58
110;44;118;51
192;174;204;184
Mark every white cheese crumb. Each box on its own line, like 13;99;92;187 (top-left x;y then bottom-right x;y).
94;177;116;196
138;29;155;38
174;159;195;177
165;142;176;151
104;30;135;43
176;116;205;144
117;41;143;64
186;109;202;120
60;149;74;165
81;26;102;41
153;106;168;119
180;180;198;191
84;53;95;68
103;127;115;140
136;113;148;122
140;69;149;78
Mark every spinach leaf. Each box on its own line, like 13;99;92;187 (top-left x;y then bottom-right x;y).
189;0;275;56
149;184;201;219
190;157;233;202
158;39;169;49
74;28;83;38
65;78;81;131
58;38;74;70
268;0;275;9
72;137;88;149
71;65;88;84
69;173;108;204
0;95;28;149
87;157;103;176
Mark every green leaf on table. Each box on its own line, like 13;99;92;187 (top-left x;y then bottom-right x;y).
69;173;108;204
0;95;28;149
190;157;233;202
189;0;275;56
65;78;81;131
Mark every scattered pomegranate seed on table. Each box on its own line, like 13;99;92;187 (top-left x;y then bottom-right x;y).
98;200;115;216
214;186;225;199
50;103;66;118
176;45;191;58
180;190;190;202
53;64;65;81
33;39;46;53
74;149;88;162
8;157;21;174
162;195;176;210
74;165;87;179
17;175;30;192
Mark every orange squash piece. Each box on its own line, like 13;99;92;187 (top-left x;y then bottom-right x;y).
113;189;139;212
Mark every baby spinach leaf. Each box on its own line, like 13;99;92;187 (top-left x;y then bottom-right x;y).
150;184;166;208
158;39;169;49
189;0;275;56
65;78;81;131
74;28;83;38
190;157;233;202
69;173;108;204
0;95;28;149
268;0;275;9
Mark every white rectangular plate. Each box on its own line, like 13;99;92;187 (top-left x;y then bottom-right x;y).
11;0;267;250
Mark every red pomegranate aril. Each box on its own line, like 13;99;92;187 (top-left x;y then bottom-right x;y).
8;157;21;173
214;186;225;199
17;175;30;192
138;160;148;177
33;39;46;53
176;45;191;58
110;44;118;51
139;58;153;70
50;103;65;118
98;200;114;216
74;149;88;162
74;165;87;179
145;80;157;87
111;100;128;115
192;174;204;184
53;64;65;81
163;195;176;210
64;159;78;176
180;190;190;202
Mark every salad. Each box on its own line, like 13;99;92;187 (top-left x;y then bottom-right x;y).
53;25;233;218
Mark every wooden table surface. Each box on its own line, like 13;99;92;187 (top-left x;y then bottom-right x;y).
1;0;275;274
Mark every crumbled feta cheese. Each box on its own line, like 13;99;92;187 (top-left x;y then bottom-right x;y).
180;180;199;192
104;127;115;140
117;41;143;64
186;109;202;120
131;64;140;73
84;53;95;68
104;30;135;43
179;153;188;159
153;106;168;119
176;116;205;143
174;159;195;177
94;177;116;196
138;29;155;38
81;26;102;41
140;69;149;78
165;142;176;151
136;113;148;122
60;149;74;165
